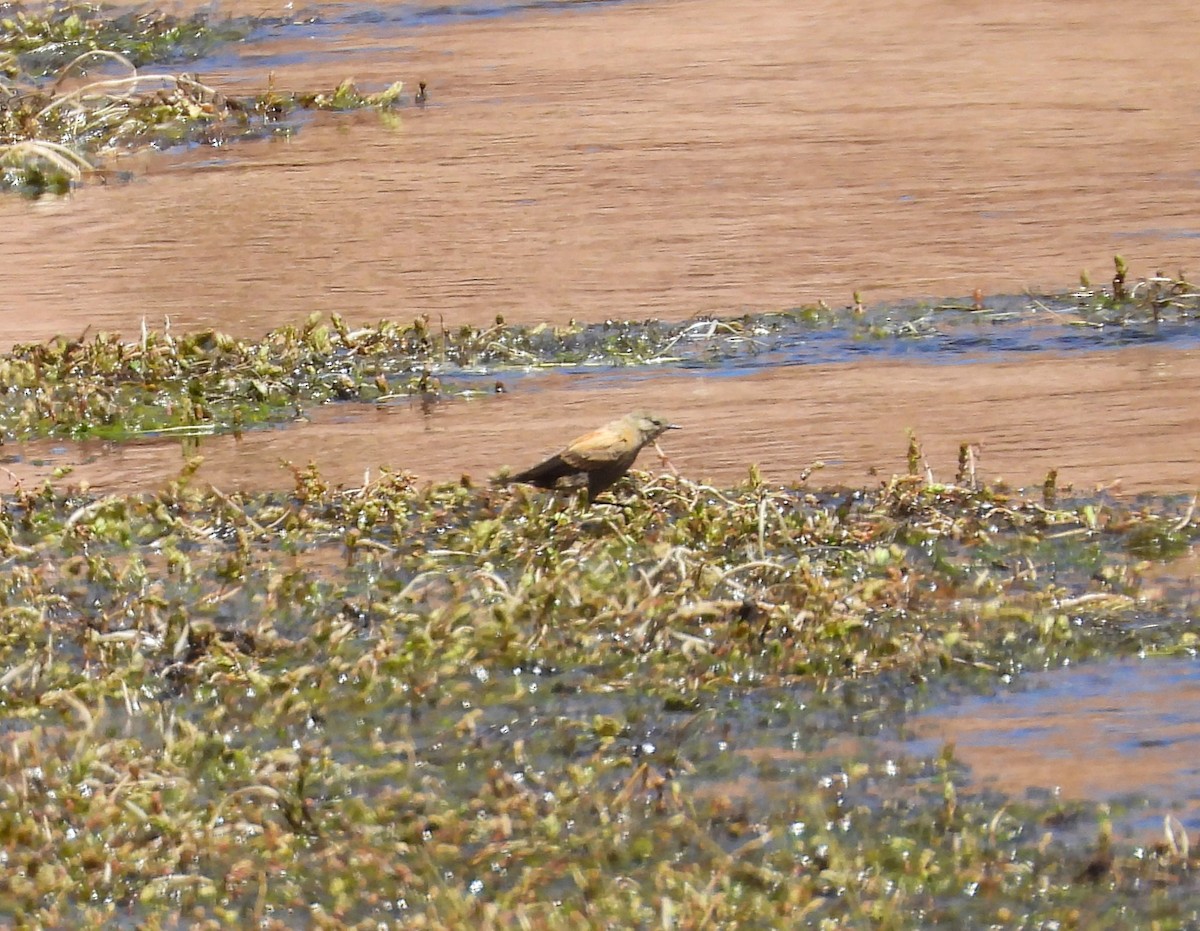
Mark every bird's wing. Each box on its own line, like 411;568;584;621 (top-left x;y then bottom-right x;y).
511;454;577;488
560;423;633;470
587;464;630;500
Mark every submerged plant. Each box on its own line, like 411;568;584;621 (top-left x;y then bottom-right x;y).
0;459;1196;925
2;275;1200;442
0;6;419;195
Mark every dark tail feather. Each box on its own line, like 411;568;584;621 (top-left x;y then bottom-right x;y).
511;455;576;489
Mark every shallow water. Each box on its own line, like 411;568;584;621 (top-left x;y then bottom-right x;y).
6;0;1200;840
6;0;1200;498
6;344;1199;497
4;0;1200;347
910;658;1200;836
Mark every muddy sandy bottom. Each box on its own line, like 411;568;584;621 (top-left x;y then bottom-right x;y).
6;0;1198;498
7;346;1199;495
2;0;1200;346
910;658;1200;834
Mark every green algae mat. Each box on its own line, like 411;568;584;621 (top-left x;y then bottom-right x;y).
5;1;1200;920
0;277;1199;924
1;261;1199;446
2;450;1199;927
1;2;410;196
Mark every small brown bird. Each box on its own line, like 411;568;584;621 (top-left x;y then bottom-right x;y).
510;411;680;501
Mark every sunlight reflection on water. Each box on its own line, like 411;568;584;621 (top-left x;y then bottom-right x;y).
912;657;1200;833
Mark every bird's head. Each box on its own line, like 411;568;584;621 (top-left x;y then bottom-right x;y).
630;411;681;444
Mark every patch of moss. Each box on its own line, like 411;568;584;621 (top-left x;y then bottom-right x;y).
1;4;417;195
0;3;265;74
0;461;1196;924
2;275;1200;441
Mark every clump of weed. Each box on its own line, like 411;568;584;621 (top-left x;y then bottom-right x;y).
7;287;1200;442
0;456;1197;925
0;3;262;75
0;6;417;195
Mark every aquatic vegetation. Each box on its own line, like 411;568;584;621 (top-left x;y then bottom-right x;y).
0;314;501;442
1;260;1198;443
0;5;414;195
0;459;1197;925
0;136;90;194
0;297;1196;924
0;3;263;74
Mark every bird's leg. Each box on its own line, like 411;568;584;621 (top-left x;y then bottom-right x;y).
652;440;679;476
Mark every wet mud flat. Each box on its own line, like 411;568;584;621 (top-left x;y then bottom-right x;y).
910;659;1200;822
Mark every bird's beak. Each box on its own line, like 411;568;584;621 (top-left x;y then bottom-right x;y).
666;423;682;430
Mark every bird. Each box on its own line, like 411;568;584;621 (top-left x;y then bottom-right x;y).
509;411;680;502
